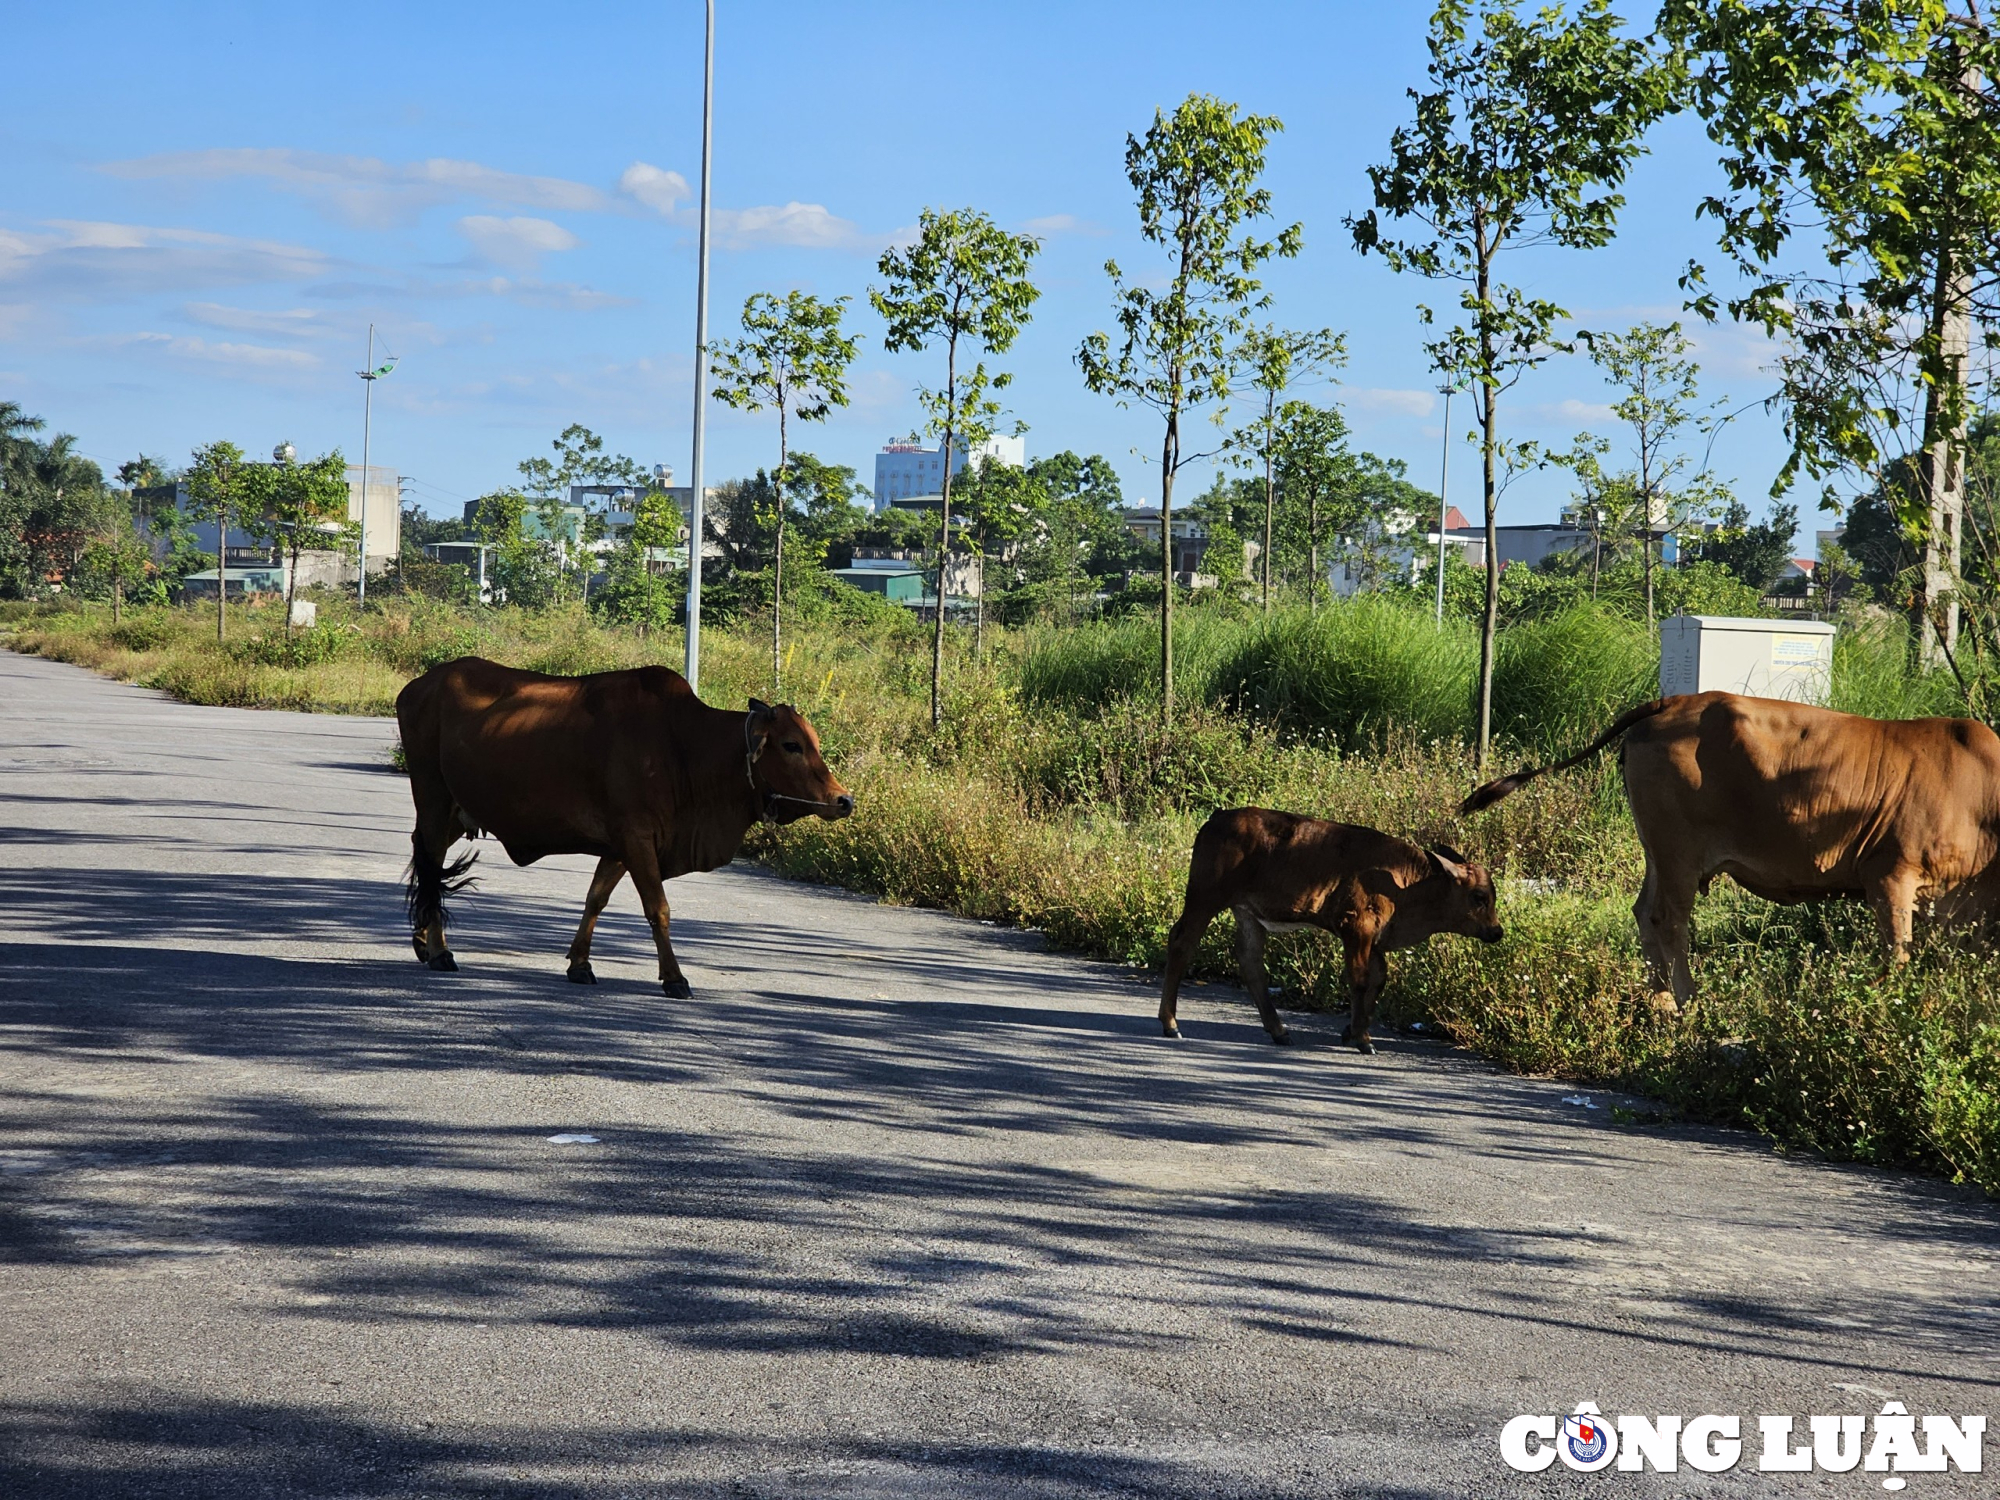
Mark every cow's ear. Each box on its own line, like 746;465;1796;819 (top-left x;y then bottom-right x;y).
747;697;772;716
1427;846;1466;880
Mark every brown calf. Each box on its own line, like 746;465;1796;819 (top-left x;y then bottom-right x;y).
1160;808;1504;1054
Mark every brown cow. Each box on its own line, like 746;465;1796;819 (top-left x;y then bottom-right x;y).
1160;808;1504;1054
395;657;852;994
1462;692;2000;1008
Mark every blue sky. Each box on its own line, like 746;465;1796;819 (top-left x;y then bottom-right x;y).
4;1;1799;527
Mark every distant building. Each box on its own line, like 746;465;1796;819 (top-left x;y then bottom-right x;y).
1119;507;1213;576
149;461;398;589
1332;505;1479;597
873;433;1025;510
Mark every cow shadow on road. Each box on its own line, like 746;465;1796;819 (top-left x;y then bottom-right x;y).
2;864;1996;1409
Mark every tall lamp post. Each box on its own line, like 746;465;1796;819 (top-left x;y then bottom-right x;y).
1433;379;1460;623
684;0;716;691
355;325;397;607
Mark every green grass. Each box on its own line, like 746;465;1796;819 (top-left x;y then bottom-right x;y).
10;592;1998;1195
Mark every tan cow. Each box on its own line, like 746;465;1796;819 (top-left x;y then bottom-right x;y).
396;657;852;994
1462;692;2000;1007
1160;808;1504;1054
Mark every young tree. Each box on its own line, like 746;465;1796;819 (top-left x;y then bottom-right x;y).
257;446;352;638
183;441;254;641
873;207;1041;727
79;498;153;623
711;291;860;689
516;425;645;602
955;452;1050;652
593;485;685;636
1079;94;1302;724
1351;0;1672;765
1273;401;1360;611
1230;325;1347;611
1664;0;2000;666
1579;321;1723;625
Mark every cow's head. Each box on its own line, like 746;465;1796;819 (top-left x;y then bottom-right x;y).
1422;845;1503;943
746;698;854;824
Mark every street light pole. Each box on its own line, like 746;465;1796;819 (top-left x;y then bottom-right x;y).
357;324;376;608
1434;382;1455;624
684;0;716;692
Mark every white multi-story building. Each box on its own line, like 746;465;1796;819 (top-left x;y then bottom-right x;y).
872;432;1025;510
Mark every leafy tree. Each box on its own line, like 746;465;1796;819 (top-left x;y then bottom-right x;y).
1351;0;1673;765
1079;93;1302;724
1701;497;1799;592
1272;401;1359;610
77;497;154;622
1229;325;1347;610
183;441;255;640
1577;320;1726;624
256;447;352;637
954;453;1051;649
593;485;685;634
873;207;1041;725
470;488;559;608
711;291;860;688
516;425;645;602
1664;0;2000;664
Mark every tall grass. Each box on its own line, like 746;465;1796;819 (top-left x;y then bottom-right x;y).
1017;611;1244;711
1212;599;1477;748
1830;611;1963;719
1492;603;1657;756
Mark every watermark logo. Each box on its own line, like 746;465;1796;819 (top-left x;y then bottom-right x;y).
1502;1402;1984;1488
1559;1404;1616;1472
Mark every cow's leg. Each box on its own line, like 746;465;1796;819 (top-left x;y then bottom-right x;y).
1865;864;1921;968
564;857;627;985
1633;856;1698;1012
1160;900;1220;1038
1232;906;1289;1045
407;817;467;972
1339;940;1385;1054
624;844;691;999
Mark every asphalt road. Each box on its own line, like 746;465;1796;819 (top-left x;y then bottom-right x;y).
0;649;1995;1499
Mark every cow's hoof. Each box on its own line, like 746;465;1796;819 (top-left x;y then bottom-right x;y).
1354;1037;1376;1056
1270;1030;1293;1046
411;935;428;962
661;978;692;1000
567;962;596;986
1162;1023;1182;1040
427;953;459;973
1339;1023;1352;1043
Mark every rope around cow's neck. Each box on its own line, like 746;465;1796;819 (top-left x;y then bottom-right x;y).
744;711;846;825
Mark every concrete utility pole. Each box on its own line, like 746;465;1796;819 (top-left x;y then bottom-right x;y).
684;0;716;692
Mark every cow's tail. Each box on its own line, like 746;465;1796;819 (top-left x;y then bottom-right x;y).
1460;699;1673;816
406;836;479;936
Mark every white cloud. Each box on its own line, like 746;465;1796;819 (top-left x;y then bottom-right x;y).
618;162;689;214
437;275;632;310
121;331;318;370
0;220;333;300
712;201;864;250
1353;388;1436;417
457;215;581;269
1021;213;1108;238
103;148;608;227
1539;397;1617;425
182;302;326;337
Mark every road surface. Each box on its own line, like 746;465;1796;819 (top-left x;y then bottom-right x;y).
0;650;1994;1497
